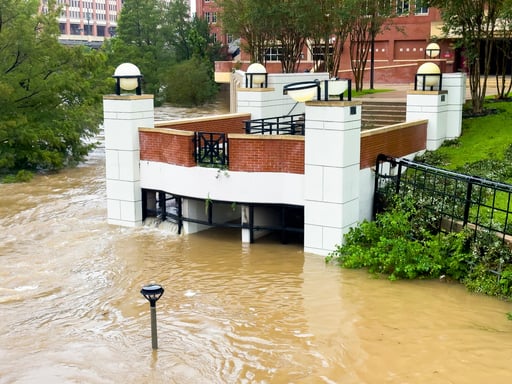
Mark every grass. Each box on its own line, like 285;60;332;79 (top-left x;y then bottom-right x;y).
430;101;512;171
351;88;393;97
416;100;512;236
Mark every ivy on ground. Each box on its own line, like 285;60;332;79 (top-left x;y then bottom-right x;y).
326;195;512;303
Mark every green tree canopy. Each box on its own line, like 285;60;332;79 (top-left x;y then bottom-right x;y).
0;0;109;178
430;0;505;113
107;0;222;105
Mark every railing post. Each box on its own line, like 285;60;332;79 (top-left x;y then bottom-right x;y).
396;162;403;194
463;181;473;227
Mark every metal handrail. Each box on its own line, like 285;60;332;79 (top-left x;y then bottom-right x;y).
244;113;305;135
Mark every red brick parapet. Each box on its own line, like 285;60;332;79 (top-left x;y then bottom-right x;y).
360;120;428;169
228;134;305;174
139;128;195;167
139;118;427;173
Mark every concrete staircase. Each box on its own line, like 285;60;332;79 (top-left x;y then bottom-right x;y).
361;100;406;130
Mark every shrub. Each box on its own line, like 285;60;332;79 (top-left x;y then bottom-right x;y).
327;196;471;281
163;57;218;107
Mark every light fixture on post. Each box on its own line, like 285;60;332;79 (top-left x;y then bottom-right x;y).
112;63;143;96
415;62;442;91
283;80;320;115
140;283;164;349
245;63;268;88
283;80;320;102
320;78;352;101
425;42;441;59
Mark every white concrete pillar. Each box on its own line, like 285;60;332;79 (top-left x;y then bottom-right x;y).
304;101;362;256
442;72;466;139
236;87;283;120
103;95;154;227
181;198;210;234
406;90;448;150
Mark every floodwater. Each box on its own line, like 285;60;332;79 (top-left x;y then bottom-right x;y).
1;99;512;383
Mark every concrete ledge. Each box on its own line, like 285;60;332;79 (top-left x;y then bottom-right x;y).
103;94;154;101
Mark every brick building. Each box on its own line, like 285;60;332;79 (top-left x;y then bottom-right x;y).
196;0;458;84
41;0;191;48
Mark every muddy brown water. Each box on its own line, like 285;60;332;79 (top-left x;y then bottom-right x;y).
1;102;511;383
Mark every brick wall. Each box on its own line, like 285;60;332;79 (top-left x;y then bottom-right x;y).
228;134;304;174
155;113;251;134
140;119;426;173
139;128;195;167
360;120;428;169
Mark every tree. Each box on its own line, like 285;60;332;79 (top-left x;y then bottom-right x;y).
271;2;304;73
305;0;352;78
495;0;512;99
107;0;222;105
0;0;108;178
218;0;274;64
164;57;218;106
430;0;505;113
107;0;174;103
347;0;394;91
220;0;352;74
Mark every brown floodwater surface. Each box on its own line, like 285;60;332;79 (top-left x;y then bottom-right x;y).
1;103;512;383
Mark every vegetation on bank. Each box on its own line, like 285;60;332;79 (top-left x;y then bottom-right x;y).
0;0;222;181
0;0;110;182
107;0;223;107
327;100;512;316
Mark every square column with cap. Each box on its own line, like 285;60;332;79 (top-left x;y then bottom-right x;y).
303;100;362;256
104;94;154;226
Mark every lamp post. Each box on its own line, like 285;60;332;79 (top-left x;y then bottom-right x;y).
425;42;441;59
112;63;143;95
283;80;320;102
140;284;164;349
245;63;268;88
415;62;442;91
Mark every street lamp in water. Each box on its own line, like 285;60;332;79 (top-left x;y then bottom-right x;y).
140;284;164;349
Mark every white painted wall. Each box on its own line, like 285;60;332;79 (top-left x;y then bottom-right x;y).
140;162;304;206
236;72;329;119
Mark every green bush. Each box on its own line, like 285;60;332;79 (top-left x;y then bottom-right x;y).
1;169;34;183
327;196;471;281
327;194;512;299
163;58;218;107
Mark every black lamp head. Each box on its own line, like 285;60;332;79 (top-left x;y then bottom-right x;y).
141;284;164;305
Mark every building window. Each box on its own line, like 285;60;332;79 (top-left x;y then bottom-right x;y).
414;0;429;14
396;0;409;15
265;46;282;62
204;12;211;23
211;33;217;42
311;44;333;62
212;12;217;24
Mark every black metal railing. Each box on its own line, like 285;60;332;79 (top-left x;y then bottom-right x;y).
374;154;512;243
244;113;305;135
194;132;228;167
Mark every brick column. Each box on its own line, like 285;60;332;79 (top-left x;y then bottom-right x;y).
103;95;154;227
304;101;362;256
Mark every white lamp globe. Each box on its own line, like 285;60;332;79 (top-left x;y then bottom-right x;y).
417;62;441;87
425;42;441;58
114;63;141;91
246;63;267;85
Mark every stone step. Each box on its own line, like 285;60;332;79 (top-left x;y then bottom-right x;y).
361;100;406;129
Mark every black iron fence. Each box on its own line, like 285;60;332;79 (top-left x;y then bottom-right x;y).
244;113;305;135
374;154;512;243
194;132;228;167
